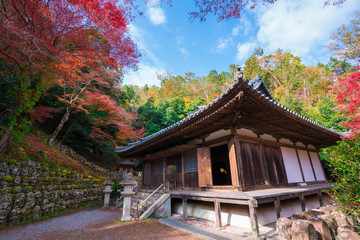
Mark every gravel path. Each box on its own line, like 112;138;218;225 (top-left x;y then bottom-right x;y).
0;207;202;240
0;206;121;240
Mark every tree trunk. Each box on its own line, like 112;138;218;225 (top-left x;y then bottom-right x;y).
0;127;12;153
48;106;71;146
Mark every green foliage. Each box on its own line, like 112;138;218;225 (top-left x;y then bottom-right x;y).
321;139;360;216
2;176;13;182
111;179;123;198
6;159;17;164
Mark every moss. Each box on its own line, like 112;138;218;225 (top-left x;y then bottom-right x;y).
23;177;30;181
100;177;107;182
2;175;13;182
92;184;98;188
23;186;33;192
7;159;17;164
12;186;22;193
49;172;56;177
93;179;101;183
71;184;78;189
42;167;49;172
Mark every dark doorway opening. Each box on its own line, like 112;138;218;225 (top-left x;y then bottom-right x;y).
210;144;232;186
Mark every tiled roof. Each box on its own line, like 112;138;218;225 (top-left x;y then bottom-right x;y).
115;71;341;154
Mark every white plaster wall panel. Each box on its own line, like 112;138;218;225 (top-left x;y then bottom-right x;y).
236;128;257;137
309;152;326;181
172;200;251;228
281;198;303;218
260;134;277;142
281;147;303;183
257;202;277;225
305;195;320;210
278;138;293;145
298;150;315;182
205;129;231;142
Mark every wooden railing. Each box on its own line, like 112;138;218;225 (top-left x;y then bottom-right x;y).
136;183;164;216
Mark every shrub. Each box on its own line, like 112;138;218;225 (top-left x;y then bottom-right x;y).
321;138;360;216
2;176;13;182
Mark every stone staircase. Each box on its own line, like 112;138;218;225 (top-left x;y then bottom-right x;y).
130;190;171;219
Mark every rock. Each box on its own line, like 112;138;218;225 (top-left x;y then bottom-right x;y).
336;230;360;240
309;209;325;218
289;220;321;240
333;212;350;228
337;225;357;234
292;213;308;220
319;205;338;215
277;217;293;240
309;217;332;240
345;215;357;226
318;214;338;239
0;191;13;211
13;193;25;209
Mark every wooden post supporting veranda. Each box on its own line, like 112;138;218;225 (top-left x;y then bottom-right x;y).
182;197;187;220
214;199;222;228
249;199;259;238
274;197;282;219
300;193;306;212
318;190;324;206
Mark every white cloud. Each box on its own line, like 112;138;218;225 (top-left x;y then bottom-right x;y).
147;6;166;25
232;15;252;36
180;47;189;58
236;42;257;64
255;0;359;64
123;63;165;86
215;37;234;53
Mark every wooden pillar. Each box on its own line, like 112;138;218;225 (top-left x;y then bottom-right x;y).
274;197;282;219
318;191;324;206
214;198;222;228
234;136;245;190
182;197;187;220
249;199;259;238
294;142;305;182
300;193;306;212
163;157;167;189
228;137;240;189
181;152;185;188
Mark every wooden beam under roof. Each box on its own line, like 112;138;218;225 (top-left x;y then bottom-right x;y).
143;144;197;160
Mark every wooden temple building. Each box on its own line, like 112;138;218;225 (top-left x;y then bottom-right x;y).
115;68;341;237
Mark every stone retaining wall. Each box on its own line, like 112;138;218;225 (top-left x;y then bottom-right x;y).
0;159;104;227
277;204;360;240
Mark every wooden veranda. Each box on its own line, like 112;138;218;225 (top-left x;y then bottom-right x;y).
170;183;329;237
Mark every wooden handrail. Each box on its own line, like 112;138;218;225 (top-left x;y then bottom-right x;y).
138;183;164;209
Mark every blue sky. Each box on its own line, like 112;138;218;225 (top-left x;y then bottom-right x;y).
123;0;360;86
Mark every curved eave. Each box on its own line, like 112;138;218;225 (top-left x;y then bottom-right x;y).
116;74;342;155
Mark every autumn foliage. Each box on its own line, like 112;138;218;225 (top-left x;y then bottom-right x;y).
334;62;360;138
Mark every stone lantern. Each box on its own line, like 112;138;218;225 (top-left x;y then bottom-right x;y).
103;178;114;208
120;174;138;221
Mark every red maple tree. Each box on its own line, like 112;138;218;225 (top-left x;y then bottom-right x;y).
334;61;360;138
0;0;140;152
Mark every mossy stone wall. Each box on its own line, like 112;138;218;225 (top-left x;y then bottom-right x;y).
0;160;103;226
